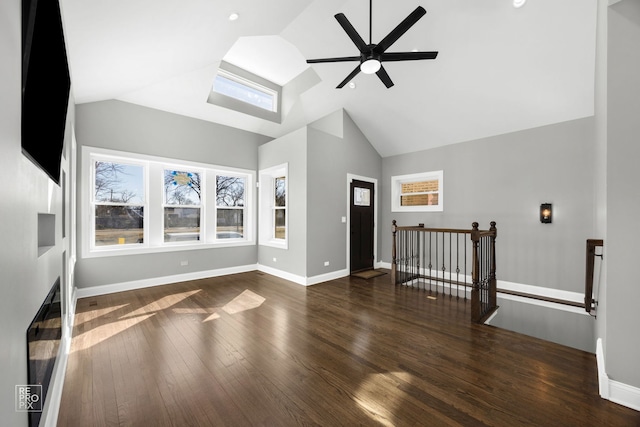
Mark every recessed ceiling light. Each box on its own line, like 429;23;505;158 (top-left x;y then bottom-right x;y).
229;12;239;21
513;0;526;8
348;82;356;89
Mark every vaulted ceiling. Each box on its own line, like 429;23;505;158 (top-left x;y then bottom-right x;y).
60;0;597;157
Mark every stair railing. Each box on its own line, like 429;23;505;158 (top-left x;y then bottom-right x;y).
391;220;498;323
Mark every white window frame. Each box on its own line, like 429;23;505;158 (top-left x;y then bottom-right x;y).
214;69;278;113
162;166;205;244
81;146;255;258
391;170;444;212
259;163;288;249
89;155;148;251
214;172;248;242
207;61;282;124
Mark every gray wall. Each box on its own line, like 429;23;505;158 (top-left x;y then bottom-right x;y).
257;109;382;280
0;1;72;424
382;117;597;293
607;0;640;389
257;127;308;277
306;110;382;277
74;100;271;288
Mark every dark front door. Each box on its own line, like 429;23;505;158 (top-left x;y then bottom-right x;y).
350;179;374;273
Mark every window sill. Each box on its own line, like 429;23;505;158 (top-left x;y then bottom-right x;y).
259;239;288;250
82;239;255;259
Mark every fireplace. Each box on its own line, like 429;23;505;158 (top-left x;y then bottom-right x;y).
26;278;62;427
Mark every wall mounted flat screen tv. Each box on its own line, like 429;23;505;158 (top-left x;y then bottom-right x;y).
22;0;70;185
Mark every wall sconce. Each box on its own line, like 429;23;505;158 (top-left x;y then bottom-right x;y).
540;203;552;224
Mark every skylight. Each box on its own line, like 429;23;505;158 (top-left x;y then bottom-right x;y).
213;70;277;112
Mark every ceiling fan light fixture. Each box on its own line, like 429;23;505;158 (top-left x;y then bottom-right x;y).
360;59;381;74
513;0;526;8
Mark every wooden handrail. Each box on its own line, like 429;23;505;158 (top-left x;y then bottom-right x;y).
497;289;584;308
585;239;604;314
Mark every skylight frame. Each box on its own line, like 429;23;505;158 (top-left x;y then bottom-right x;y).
214;69;279;113
207;61;283;124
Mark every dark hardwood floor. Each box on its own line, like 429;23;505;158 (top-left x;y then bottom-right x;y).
58;270;640;426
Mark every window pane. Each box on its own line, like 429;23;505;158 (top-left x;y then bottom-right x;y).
216;209;244;239
401;193;439;207
216;176;245;207
214;74;275;111
164;170;201;206
274;209;286;239
164;207;200;242
401;180;439;194
354;187;370;206
275;177;286;207
95;205;144;246
95;161;144;204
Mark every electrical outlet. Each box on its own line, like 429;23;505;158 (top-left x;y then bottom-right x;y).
180;260;188;266
324;261;330;266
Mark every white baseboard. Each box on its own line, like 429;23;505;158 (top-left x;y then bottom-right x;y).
609;380;640;412
306;269;350;285
257;264;349;286
76;264;258;299
596;338;609;398
377;261;392;269
596;338;640;411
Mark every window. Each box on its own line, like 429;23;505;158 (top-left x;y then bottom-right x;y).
93;160;146;247
164;169;202;242
391;170;444;212
259;163;288;248
207;62;282;124
216;175;245;239
213;70;277;112
83;147;254;257
274;176;286;240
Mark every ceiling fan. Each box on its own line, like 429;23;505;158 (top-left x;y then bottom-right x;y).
306;0;438;89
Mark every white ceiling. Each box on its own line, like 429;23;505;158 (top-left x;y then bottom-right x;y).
60;0;598;157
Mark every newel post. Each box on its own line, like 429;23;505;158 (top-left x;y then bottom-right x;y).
489;221;497;311
470;222;480;323
391;220;398;285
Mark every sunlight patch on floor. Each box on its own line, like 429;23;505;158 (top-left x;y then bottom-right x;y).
73;303;129;326
171;307;221;322
355;371;412;427
71;313;155;352
222;289;265;315
120;289;201;319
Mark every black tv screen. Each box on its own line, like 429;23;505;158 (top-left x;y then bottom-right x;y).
22;0;70;185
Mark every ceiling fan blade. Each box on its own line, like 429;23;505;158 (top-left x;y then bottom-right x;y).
306;56;361;64
381;51;438;61
376;65;394;88
374;6;426;54
336;65;362;89
335;13;368;53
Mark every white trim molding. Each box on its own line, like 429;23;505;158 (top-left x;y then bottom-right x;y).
596;338;640;411
76;264;257;299
257;264;349;286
